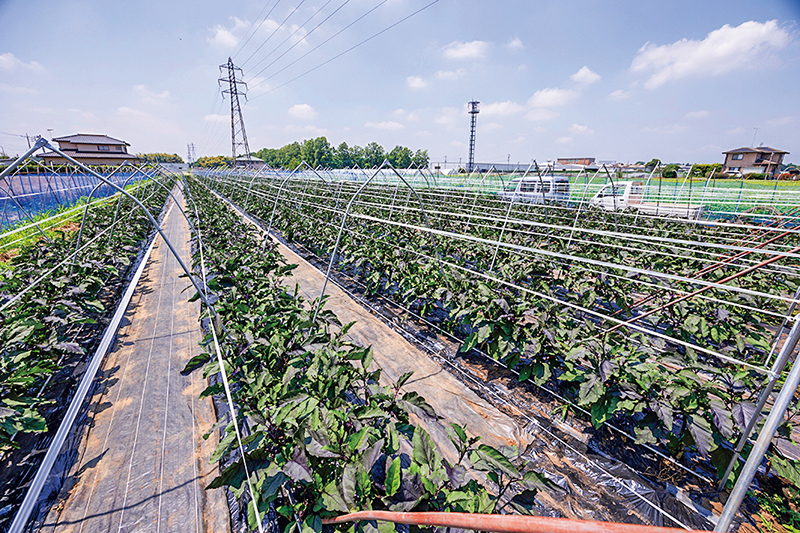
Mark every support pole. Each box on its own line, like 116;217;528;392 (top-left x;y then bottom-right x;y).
714;316;800;532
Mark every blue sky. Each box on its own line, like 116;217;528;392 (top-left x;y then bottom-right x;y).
1;0;799;165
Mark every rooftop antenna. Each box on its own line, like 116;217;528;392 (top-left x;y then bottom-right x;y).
467;100;479;172
751;127;760;148
219;57;251;165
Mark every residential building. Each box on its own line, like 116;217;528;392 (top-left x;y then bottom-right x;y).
557;157;595;166
722;146;788;177
39;134;141;166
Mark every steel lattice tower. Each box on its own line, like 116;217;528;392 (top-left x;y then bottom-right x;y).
467;101;479;172
219;58;251;165
187;143;196;166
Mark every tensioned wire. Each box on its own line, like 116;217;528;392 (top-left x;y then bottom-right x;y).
229;171;800;249
233;179;800;288
237;179;799;291
235;178;792;380
200;175;785;376
181;181;267;533
204;170;800;268
224;172;797;256
272;182;800;270
197;176;707;528
239;0;308;69
243;0;335;74
0;184;164;314
227;178;800;303
0;181;146;250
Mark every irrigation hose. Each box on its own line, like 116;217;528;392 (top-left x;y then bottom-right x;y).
321;511;707;533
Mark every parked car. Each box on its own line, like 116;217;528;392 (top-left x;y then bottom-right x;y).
497;175;570;204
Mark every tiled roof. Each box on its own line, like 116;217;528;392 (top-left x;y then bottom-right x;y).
52;134;128;145
39;151;141;160
723;146;789;154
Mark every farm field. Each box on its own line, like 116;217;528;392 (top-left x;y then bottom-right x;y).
2;163;799;533
186;165;800;530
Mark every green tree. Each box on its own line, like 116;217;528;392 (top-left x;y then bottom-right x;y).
689;163;723;178
412;149;430;168
300;136;333;168
387;145;413;168
279;142;302;169
644;158;661;170
661;163;680;179
253;147;280;167
194;155;232;168
364;142;385;167
137;152;184;163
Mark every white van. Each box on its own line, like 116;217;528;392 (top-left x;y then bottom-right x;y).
497;176;570;204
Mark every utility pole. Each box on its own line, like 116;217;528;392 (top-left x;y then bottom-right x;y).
219;57;251;166
467;101;479;173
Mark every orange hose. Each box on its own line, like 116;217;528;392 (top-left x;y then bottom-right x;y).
321;511;707;533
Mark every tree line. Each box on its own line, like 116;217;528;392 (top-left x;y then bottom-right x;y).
192;137;428;169
137;153;184;163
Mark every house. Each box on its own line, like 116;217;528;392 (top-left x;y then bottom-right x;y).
39;134;141;166
722;146;788;177
234;154;265;168
557;157;595;166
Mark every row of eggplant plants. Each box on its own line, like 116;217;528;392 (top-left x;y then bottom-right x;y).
204;174;800;490
182;178;555;532
0;178;172;452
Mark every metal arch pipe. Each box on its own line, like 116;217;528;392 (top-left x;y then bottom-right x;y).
566;166;604;248
71;163;133;271
714;316;800;532
488;161;534;272
0;137;54;242
312;162;448;322
41;142;215;310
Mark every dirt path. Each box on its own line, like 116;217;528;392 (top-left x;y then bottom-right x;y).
41;192;229;533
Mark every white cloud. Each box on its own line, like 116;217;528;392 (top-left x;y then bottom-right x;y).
506;37;523;51
415;130;432;136
208;17;249;47
0;82;37;94
481;100;526;116
556;137;573;144
392;109;420;121
570;66;601;84
524;108;559;121
641;124;688;134
684;110;708;119
528;88;578;107
365;121;404;130
435;68;467;81
133;84;170;104
0;52;44;72
768;115;793;126
406;76;427;89
285;124;328;136
443;40;490;60
631;20;791;89
288;103;318;120
569;123;594;135
608;89;633;101
204;113;228;123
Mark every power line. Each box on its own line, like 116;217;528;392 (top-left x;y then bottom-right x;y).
245;0;335;75
246;0;351;84
232;0;282;61
247;0;389;92
240;0;307;68
250;0;442;100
